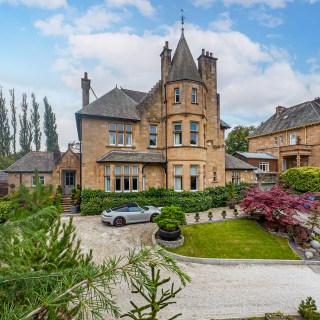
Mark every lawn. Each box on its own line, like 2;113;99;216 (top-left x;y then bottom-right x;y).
167;219;301;260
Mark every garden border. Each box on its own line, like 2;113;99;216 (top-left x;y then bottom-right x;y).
152;220;320;266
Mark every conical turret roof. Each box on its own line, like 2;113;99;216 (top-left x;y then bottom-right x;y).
167;32;203;83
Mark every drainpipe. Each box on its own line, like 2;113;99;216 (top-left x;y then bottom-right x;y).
164;83;168;190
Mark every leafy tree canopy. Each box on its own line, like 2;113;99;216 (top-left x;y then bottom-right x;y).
225;125;256;154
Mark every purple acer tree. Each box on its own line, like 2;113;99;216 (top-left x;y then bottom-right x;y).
239;185;318;230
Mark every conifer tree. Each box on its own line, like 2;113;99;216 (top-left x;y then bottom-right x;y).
31;93;41;151
19;93;33;155
43;96;58;152
10;88;17;159
0;87;12;157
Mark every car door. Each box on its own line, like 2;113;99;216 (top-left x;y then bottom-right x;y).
126;206;145;223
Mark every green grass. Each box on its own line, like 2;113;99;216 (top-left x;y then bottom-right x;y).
167;219;301;260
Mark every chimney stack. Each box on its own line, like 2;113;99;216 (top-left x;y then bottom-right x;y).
81;72;91;107
160;41;172;84
276;106;286;116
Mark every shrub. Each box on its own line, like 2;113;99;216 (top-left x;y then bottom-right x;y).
154;206;186;231
80;184;249;215
0;201;14;224
281;167;320;192
299;297;320;320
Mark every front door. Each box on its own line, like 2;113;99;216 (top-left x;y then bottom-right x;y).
63;171;76;195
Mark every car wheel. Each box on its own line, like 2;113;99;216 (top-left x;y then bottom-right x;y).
150;213;158;222
113;216;126;227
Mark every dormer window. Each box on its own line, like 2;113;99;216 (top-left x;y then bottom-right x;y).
192;88;197;103
174;88;180;103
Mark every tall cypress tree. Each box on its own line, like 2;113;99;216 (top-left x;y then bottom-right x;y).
10;89;17;159
0;87;12;157
31;93;41;151
19;93;33;155
43;97;58;152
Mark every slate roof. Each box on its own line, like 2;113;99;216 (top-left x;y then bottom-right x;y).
250;98;320;137
97;150;166;163
220;119;231;129
225;153;257;170
233;151;278;160
167;32;203;84
5;152;54;173
120;88;147;103
76;87;140;121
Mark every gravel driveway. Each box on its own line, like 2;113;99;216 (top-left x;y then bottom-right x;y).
68;215;320;319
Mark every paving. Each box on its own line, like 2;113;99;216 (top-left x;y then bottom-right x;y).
71;214;320;319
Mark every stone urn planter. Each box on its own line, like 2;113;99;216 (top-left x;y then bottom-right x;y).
194;212;200;222
70;205;78;214
158;228;181;241
221;210;227;219
208;211;213;221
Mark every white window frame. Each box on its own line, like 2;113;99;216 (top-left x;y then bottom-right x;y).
132;176;138;192
259;162;270;172
289;133;296;146
190;122;198;146
191;88;197;103
105;165;111;175
105;176;111;192
32;175;45;187
274;137;278;146
280;136;284;145
123;176;130;192
174;88;180;103
149;125;157;148
190;165;198;191
173;122;182;146
174;165;183;191
231;170;240;185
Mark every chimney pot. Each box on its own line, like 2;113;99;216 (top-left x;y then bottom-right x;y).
202;49;205;55
84;72;88;79
206;51;209;56
165;41;169;48
276;106;286;116
210;52;213;57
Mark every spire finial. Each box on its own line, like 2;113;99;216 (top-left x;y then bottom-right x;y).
180;9;185;33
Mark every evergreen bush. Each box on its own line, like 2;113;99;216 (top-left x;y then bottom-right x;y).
280;167;320;192
81;184;249;215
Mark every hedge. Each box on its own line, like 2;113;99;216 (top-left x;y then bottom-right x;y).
0;201;15;224
80;184;249;215
280;166;320;192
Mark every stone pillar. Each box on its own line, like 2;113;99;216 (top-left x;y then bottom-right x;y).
81;72;91;107
296;155;301;167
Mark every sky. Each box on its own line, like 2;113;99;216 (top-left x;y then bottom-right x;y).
1;0;320;151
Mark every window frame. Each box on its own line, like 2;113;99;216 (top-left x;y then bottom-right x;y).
289;133;296;146
274;137;278;146
109;122;133;147
231;170;241;185
149;125;157;148
174;88;180;103
174;165;183;191
190;122;199;146
173;122;182;146
259;162;270;172
32;175;45;187
190;165;198;191
191;88;197;104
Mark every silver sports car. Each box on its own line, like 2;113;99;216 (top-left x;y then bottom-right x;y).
101;202;161;227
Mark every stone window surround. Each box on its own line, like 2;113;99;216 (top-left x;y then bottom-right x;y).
190;122;199;146
149;125;157;148
173;122;182;146
190;165;198;191
104;165;139;192
32;175;45;187
174;88;180;103
192;88;197;104
231;170;241;184
109;122;133;147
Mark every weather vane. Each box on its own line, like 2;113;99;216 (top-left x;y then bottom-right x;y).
181;9;185;32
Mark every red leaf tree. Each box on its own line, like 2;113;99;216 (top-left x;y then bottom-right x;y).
239;185;313;228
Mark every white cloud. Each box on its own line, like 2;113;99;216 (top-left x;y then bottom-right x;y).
35;5;121;36
210;11;234;32
106;0;155;17
192;0;292;8
33;21;320;147
307;0;319;3
251;6;283;28
0;0;67;9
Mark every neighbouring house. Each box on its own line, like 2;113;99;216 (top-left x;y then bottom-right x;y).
248;98;320;173
0;170;8;196
75;29;232;192
225;153;256;184
233;151;278;172
5;148;80;195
